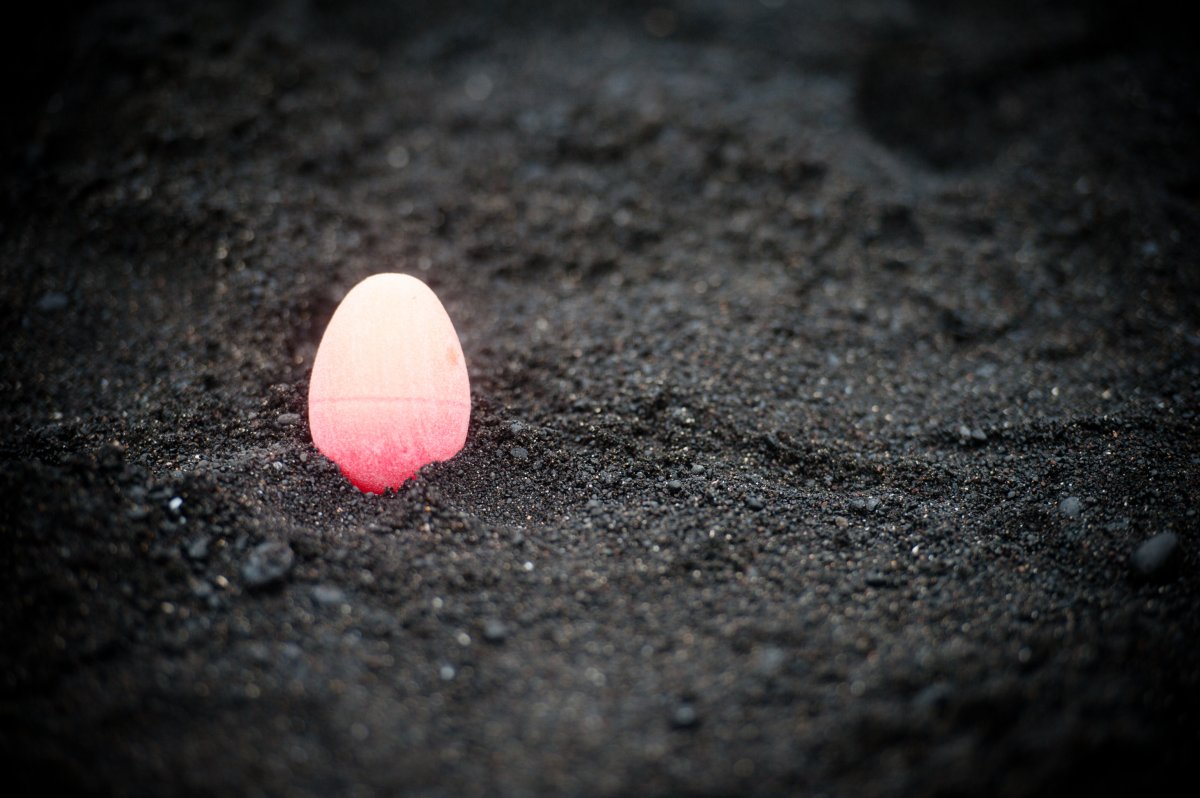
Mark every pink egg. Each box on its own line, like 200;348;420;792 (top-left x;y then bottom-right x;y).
308;273;470;493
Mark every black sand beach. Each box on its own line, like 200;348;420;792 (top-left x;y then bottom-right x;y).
2;1;1198;795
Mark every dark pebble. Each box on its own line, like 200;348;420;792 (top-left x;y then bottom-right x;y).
1059;496;1082;518
1131;532;1180;581
36;292;69;312
185;536;210;561
754;645;786;676
913;682;955;714
671;703;700;730
746;495;765;510
482;619;508;643
276;413;301;427
954;424;987;443
311;584;346;605
510;446;529;461
852;497;881;513
242;541;295;588
865;572;892;588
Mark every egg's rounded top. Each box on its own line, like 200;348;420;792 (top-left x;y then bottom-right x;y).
308;273;470;493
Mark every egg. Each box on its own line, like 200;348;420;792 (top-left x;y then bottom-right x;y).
307;273;470;493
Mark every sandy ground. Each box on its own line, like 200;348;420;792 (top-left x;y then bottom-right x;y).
2;1;1198;795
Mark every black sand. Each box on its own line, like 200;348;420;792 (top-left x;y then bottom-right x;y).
2;1;1198;795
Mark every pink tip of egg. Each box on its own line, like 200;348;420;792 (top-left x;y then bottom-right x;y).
308;273;470;494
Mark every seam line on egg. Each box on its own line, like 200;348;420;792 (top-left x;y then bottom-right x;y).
309;396;471;407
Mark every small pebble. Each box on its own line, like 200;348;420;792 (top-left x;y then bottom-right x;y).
185;536;210;561
510;446;529;461
241;541;295;588
311;584;346;605
746;495;765;510
1059;496;1082;518
957;425;987;442
755;645;787;676
913;682;955;714
671;703;700;730
276;413;301;427
36;292;69;312
1130;532;1180;581
482;619;508;643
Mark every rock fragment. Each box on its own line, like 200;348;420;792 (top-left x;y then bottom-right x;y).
1058;496;1082;518
1131;532;1180;581
671;703;700;730
311;584;346;605
482;619;508;643
242;541;295;588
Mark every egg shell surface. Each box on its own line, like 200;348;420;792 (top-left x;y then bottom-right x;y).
308;273;470;493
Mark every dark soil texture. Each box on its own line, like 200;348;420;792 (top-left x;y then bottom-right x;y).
3;1;1199;795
